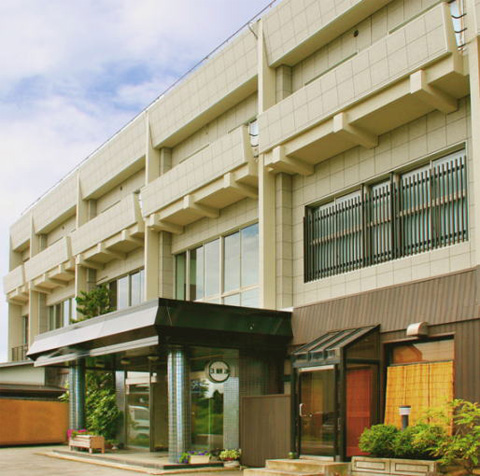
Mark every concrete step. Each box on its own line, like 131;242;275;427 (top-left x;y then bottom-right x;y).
244;468;324;476
266;459;329;473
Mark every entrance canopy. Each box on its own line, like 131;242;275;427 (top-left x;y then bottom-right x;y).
291;325;379;368
27;298;292;367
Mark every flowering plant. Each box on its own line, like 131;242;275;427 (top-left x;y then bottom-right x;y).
219;449;241;461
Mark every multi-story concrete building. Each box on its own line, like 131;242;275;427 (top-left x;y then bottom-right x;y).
4;0;479;466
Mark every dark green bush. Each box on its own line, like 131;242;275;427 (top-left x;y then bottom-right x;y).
359;423;447;459
359;424;399;457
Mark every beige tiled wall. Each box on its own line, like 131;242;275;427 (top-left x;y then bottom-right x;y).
47;215;76;247
33;173;78;234
79;114;146;199
171;94;257;167
71;194;142;255
45;283;75;307
172;198;258;254
260;3;451;153
291;0;440;92
3;265;25;294
10;212;31;252
96;169;145;215
142;126;253;217
148;29;257;148
25;237;71;282
263;0;363;65
291;98;473;307
96;248;144;284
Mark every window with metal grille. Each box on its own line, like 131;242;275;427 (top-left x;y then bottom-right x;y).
304;149;468;282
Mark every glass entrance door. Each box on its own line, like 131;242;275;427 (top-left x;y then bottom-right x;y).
298;366;336;457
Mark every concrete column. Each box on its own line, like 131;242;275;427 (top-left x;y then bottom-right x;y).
159;232;174;299
467;36;480;265
145;228;160;300
167;346;190;463
8;303;23;361
257;18;277;309
275;173;293;309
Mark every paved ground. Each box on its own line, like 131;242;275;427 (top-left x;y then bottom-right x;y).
0;446;244;476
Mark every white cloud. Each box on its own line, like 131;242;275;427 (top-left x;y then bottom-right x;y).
0;0;279;361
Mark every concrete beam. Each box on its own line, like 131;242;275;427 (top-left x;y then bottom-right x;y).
223;173;258;199
270;146;314;176
333;112;378;149
410;69;457;114
146;215;184;235
183;194;219;219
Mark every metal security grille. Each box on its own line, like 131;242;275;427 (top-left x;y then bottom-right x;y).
304;152;467;282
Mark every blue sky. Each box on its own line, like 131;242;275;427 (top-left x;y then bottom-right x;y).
0;0;279;362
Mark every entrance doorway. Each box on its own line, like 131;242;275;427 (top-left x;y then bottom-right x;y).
298;366;336;457
292;326;380;460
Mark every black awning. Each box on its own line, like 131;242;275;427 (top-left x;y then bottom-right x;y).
291;325;378;367
28;298;292;367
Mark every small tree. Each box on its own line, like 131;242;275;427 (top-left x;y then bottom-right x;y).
75;284;113;321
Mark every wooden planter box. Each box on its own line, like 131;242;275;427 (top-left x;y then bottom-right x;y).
69;434;105;454
351;456;439;476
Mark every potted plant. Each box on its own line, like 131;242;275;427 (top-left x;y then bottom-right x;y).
352;421;447;476
178;450;211;464
219;448;241;467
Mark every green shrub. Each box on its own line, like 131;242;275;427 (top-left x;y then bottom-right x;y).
359;424;399;457
359;423;447;460
434;399;480;474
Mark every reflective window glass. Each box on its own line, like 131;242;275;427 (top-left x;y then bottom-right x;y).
130;271;142;306
117;275;129;309
391;340;454;364
223;294;240;305
241;224;259;287
241;288;259;308
224;232;240;293
175;253;186;300
204;240;220;298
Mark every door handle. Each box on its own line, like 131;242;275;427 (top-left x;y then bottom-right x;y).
299;403;306;417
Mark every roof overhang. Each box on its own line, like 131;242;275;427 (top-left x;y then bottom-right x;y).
27;298;292;367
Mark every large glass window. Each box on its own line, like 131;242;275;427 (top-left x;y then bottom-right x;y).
305;149;468;281
110;269;145;310
175;224;259;307
385;339;454;428
48;297;75;331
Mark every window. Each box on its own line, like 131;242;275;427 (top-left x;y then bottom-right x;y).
304;150;467;281
109;269;145;310
384;339;454;427
48;297;76;331
175;223;259;307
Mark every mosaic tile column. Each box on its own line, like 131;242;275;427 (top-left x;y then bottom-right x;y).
167;346;190;463
69;359;86;429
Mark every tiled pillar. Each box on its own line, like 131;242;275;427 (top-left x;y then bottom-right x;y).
70;359;86;429
167;346;190;462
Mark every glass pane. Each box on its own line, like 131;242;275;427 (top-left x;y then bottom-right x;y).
117;276;129;310
299;368;336;456
63;300;70;326
391;340;454;364
224;232;240;292
126;381;150;449
204;240;220;298
130;271;142;306
241;224;259;287
241;288;259;308
223;294;240;306
190;247;205;301
175;253;186;300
